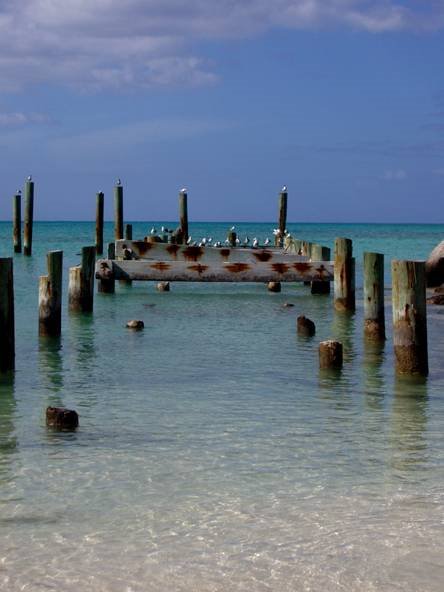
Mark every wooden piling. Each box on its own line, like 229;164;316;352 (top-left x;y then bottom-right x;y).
334;237;355;312
114;181;123;240
0;258;14;372
227;231;237;247
95;192;104;255
391;260;428;376
275;189;287;247
23;178;34;256
98;242;116;294
311;244;331;295
364;252;385;340
39;250;63;337
68;246;96;312
13;191;22;253
319;340;343;370
179;189;188;244
125;224;133;240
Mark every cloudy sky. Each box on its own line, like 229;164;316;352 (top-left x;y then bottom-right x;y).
1;0;444;222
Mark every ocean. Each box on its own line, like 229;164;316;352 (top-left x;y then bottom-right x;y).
0;221;443;591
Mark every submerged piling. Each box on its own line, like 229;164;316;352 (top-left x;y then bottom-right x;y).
68;246;96;312
391;260;428;376
13;191;22;253
0;258;15;372
39;250;63;337
98;242;115;294
334;237;355;312
364;252;385;340
319;340;343;370
114;181;123;240
311;244;331;295
95;191;104;255
23;177;34;256
179;189;188;244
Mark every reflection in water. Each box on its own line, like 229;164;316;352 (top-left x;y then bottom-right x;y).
0;376;18;484
68;313;97;409
389;377;429;478
39;337;64;407
363;339;386;411
331;311;356;363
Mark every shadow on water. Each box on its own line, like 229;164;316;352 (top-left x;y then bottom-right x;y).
68;312;98;409
389;376;429;479
0;375;18;484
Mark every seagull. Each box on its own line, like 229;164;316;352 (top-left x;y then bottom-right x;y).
207;237;212;244
17;189;21;195
252;237;259;248
272;228;280;236
214;240;222;247
281;185;287;192
225;238;230;245
116;178;121;185
264;237;270;246
181;187;188;193
150;226;157;235
235;237;240;245
186;236;193;245
230;225;235;231
27;175;32;181
201;237;207;245
243;236;250;246
161;226;165;233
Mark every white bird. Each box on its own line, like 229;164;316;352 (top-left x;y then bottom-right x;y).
201;237;207;245
150;227;157;235
214;240;221;247
230;225;235;231
116;178;121;185
264;237;270;246
281;185;287;192
161;226;165;233
243;236;250;246
186;236;193;245
225;238;230;245
181;187;188;193
17;189;21;195
27;175;32;181
207;237;212;244
235;237;240;245
252;237;259;248
272;228;280;236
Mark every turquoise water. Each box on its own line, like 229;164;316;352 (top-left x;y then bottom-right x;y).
1;222;444;591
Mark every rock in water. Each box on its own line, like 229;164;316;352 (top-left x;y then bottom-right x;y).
157;282;170;292
268;281;281;293
426;240;444;287
46;407;79;430
297;315;316;336
126;320;144;329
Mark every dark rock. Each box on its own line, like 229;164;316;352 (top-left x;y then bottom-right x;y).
126;319;144;329
46;407;79;430
297;315;316;336
426;240;444;287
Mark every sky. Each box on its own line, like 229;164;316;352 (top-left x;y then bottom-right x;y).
1;0;444;223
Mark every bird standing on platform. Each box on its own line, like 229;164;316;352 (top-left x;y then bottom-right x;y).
252;238;259;248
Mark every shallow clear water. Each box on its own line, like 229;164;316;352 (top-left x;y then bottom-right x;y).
1;222;444;591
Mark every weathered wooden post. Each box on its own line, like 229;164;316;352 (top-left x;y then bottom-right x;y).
98;242;115;294
13;191;22;253
39;250;63;337
23;177;34;256
0;258;14;372
311;244;331;295
319;340;343;369
95;191;104;255
114;180;123;240
69;246;96;312
392;260;428;376
227;230;237;247
334;237;355;312
179;188;188;244
364;252;385;340
275;187;287;247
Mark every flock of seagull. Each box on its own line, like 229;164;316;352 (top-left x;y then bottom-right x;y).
148;225;291;249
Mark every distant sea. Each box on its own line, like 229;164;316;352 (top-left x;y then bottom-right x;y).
1;221;443;591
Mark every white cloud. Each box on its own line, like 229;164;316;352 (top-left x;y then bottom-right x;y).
0;111;51;127
383;169;407;180
0;1;442;91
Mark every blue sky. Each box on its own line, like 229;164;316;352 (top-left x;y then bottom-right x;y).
1;0;444;222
